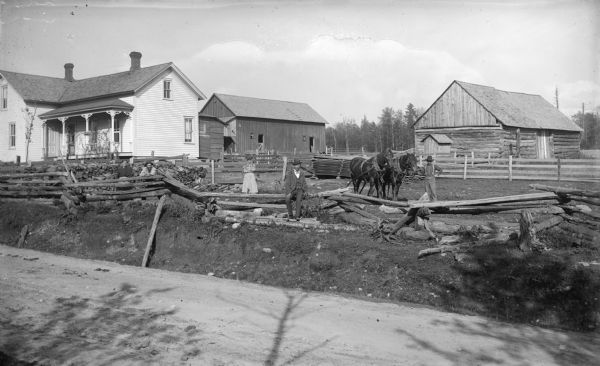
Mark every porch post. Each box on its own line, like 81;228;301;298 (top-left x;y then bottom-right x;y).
108;110;116;154
59;117;67;156
82;113;91;154
41;120;47;159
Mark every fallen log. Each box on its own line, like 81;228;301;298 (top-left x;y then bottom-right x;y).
217;201;287;209
0;185;64;191
222;215;360;231
442;205;563;215
530;184;600;198
408;192;558;209
326;206;346;215
64;176;163;188
0;179;63;185
327;195;373;205
88;187;166;196
0;172;69;180
85;188;171;201
388;207;419;236
418;245;461;259
0;190;63;198
559;205;600;221
341;192;409;207
567;195;600;207
142;194;168;267
533;215;564;232
559;222;600;243
339;203;381;222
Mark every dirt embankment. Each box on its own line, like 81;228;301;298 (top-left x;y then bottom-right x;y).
1;178;599;334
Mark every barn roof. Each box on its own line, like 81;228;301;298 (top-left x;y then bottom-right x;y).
421;134;453;144
0;63;205;104
208;93;328;124
455;81;582;132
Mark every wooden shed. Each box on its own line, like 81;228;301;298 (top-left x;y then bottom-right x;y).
414;81;582;159
421;134;453;156
197;114;226;160
199;93;327;154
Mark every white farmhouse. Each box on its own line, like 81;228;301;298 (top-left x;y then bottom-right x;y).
0;52;206;162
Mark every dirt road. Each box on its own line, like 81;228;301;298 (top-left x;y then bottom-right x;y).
0;244;598;366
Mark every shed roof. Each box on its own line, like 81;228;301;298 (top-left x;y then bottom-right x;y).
0;63;205;104
208;93;328;124
421;134;453;144
455;81;581;132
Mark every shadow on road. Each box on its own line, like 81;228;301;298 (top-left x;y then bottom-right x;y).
217;290;334;366
0;283;202;365
396;317;600;366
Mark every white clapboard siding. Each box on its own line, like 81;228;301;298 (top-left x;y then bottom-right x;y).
0;80;54;162
133;69;199;157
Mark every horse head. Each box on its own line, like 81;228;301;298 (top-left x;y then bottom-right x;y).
400;153;418;175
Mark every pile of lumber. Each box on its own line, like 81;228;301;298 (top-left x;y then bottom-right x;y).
312;156;352;178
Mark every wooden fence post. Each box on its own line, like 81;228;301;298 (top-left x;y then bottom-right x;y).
509;155;513;181
557;157;561;182
282;156;288;182
471;151;475;167
487;152;491;165
463;155;468;180
211;160;215;184
419;155;423;166
142;195;168;268
453;151;457;165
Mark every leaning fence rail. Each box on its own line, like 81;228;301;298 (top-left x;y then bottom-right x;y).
431;155;600;182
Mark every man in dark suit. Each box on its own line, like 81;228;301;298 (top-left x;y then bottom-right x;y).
284;159;308;221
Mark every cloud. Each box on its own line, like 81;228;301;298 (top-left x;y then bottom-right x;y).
190;36;482;122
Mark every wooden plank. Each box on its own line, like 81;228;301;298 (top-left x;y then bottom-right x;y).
529;184;600;198
64;176;163;187
0;172;69;179
408;192;557;209
217;201;287;209
341;192;409;207
85;189;171;201
142;195;168;267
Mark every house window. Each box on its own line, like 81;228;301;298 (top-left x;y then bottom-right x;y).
199;122;207;135
184;117;193;142
9;122;16;148
258;134;264;143
1;85;7;109
163;79;171;99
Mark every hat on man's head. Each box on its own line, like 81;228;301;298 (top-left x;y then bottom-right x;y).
426;156;433;162
292;159;302;166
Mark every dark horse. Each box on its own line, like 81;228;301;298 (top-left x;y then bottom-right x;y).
349;156;384;198
381;153;418;201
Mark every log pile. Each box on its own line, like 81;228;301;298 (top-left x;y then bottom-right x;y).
312;156;352;178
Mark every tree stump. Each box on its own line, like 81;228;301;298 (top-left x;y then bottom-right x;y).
518;209;544;251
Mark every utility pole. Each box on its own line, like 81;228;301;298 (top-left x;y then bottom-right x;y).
555;87;559;109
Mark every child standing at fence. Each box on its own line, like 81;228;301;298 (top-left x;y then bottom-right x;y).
242;156;258;194
424;155;437;201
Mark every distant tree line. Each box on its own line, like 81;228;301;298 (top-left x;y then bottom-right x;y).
572;111;600;149
325;103;423;153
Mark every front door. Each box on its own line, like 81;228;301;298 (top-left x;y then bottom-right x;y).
309;137;315;153
536;130;550;159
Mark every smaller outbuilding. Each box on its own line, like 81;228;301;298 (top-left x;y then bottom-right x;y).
199;93;327;155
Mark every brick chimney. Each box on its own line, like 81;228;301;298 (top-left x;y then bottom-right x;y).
129;51;142;71
64;63;74;81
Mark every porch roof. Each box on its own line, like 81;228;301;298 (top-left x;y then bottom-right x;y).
39;98;134;119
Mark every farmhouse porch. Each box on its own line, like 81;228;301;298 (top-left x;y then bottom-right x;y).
39;99;133;159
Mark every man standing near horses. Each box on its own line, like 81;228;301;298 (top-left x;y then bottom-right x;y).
425;155;437;201
284;159;308;221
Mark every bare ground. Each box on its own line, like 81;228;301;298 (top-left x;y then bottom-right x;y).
0;178;599;364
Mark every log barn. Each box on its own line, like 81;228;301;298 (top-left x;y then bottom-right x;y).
199;93;327;155
414;81;582;159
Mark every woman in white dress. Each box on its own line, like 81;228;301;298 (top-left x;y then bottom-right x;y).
242;156;258;194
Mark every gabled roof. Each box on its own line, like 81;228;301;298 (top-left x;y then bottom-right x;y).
0;63;205;105
421;134;452;144
39;98;133;119
205;93;328;124
416;80;582;132
0;70;68;104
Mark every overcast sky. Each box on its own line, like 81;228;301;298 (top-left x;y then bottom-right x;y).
1;0;598;123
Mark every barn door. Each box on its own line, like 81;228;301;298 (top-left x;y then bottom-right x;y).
536;130;550;159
